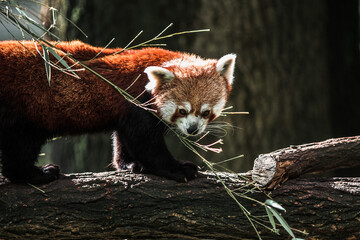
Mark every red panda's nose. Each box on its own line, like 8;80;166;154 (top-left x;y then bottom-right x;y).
187;125;199;135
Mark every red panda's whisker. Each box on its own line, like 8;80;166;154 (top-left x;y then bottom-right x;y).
205;121;234;137
206;129;228;138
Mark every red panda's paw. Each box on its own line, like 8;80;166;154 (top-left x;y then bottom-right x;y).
6;164;60;184
121;161;198;183
28;164;60;185
168;162;199;183
120;161;145;173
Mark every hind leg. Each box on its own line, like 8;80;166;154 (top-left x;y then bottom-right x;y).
0;129;59;184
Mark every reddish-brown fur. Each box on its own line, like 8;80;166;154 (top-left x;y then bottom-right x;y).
0;41;183;134
0;40;232;184
162;65;230;110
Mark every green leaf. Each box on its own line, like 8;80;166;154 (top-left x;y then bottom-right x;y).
265;206;279;234
265;199;286;212
13;2;61;41
267;207;295;238
42;44;51;86
44;44;79;78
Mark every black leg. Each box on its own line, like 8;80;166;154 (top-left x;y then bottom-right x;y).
112;131;144;173
0;129;59;184
115;107;198;182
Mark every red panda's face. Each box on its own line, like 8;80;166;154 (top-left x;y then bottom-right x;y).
145;54;236;136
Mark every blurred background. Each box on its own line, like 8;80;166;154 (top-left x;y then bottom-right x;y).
1;0;359;175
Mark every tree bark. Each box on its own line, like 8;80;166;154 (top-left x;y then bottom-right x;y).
0;171;359;240
252;136;360;189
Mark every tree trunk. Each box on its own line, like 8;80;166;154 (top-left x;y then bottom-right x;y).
328;0;360;138
0;171;359;240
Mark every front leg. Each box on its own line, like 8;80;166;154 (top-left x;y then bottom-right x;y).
114;108;198;182
112;131;144;173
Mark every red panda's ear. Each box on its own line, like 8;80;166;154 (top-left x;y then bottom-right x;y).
216;54;236;86
144;66;175;92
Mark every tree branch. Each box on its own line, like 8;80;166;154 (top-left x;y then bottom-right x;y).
252;136;360;189
1;171;359;239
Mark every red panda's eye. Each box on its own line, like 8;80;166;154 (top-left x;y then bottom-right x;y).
202;110;210;117
179;109;187;116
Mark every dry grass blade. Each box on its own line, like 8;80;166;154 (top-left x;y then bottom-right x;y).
221;111;250;115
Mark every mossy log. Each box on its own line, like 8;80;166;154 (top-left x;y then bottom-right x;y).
0;171;359;240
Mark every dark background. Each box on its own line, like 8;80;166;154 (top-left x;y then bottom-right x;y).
2;0;359;175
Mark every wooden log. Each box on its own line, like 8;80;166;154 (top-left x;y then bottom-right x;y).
252;136;360;189
0;171;359;239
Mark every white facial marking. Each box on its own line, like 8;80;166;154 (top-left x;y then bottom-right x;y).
213;97;227;117
182;102;191;113
159;100;177;122
201;104;211;113
176;114;207;136
174;103;209;136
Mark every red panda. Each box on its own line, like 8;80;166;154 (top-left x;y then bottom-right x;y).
0;40;236;184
